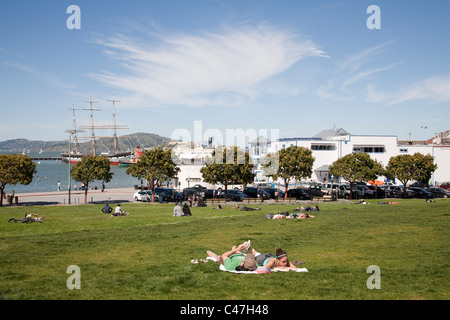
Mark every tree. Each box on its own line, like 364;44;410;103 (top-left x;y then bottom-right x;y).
71;155;113;204
0;154;36;206
385;153;437;198
201;146;254;198
412;152;437;185
126;148;180;202
329;152;383;199
262;146;315;198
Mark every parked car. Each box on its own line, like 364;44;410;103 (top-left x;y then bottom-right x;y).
426;187;450;198
439;182;450;190
407;187;435;199
260;187;285;199
182;188;204;200
155;187;182;202
335;184;364;199
243;186;270;199
226;189;249;201
384;185;404;198
287;188;312;200
204;189;226;199
366;185;385;198
354;185;375;198
134;190;150;202
133;190;159;202
307;185;325;197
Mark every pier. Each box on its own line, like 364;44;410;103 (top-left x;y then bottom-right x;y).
31;157;63;161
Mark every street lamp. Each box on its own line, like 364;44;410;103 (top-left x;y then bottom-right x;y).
65;130;76;204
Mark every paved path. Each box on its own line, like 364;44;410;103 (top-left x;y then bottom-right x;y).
8;188;137;206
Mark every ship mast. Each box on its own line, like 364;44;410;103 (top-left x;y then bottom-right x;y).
82;96;101;155
69;104;81;154
107;96;121;155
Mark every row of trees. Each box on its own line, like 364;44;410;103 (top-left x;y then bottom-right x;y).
262;147;437;199
0;146;438;206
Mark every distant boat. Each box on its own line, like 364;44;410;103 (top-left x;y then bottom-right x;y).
118;147;144;167
61;96;134;165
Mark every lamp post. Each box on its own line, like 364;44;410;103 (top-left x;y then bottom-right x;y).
65;130;76;204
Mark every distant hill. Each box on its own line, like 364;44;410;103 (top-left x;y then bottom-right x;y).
0;132;172;153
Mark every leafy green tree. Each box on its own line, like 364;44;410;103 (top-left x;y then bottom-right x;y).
385;153;437;198
71;155;113;204
126;148;180;202
412;152;437;185
0;154;37;206
201;146;254;197
262;146;315;198
329;152;383;199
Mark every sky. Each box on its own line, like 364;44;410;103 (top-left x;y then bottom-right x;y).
0;0;449;145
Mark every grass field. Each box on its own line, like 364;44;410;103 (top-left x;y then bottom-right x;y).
0;199;449;300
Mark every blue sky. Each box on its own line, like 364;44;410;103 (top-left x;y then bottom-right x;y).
1;0;449;144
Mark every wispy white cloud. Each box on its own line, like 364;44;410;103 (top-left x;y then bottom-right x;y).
89;24;327;108
317;41;398;101
364;74;450;105
388;74;450;105
2;61;74;90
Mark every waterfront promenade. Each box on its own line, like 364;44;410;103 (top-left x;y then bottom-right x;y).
6;188;137;206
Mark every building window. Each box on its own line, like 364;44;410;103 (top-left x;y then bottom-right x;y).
353;146;385;153
400;148;408;153
311;144;336;151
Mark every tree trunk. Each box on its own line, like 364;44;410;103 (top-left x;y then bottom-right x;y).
0;186;4;207
84;182;89;204
349;182;353;200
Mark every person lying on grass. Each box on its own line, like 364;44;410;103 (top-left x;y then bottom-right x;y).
293;204;320;211
253;248;302;271
269;212;315;219
207;241;257;271
9;213;45;223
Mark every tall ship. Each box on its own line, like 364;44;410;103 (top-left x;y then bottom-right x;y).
61;96;135;165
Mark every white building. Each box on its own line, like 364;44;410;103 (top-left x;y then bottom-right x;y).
250;128;450;187
170;141;214;190
171;128;450;190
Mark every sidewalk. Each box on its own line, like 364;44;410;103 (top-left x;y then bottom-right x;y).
8;188;136;206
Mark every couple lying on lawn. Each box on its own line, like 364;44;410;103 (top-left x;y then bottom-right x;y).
207;241;304;272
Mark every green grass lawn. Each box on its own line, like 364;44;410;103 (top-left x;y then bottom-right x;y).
0;199;449;300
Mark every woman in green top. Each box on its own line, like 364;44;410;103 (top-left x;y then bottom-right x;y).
207;241;257;271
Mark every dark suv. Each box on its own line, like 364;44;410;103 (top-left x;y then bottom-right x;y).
154;187;182;202
261;187;285;199
243;186;270;199
287;188;311;200
226;189;249;201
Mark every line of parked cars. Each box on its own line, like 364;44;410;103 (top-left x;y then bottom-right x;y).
318;182;450;199
134;181;450;203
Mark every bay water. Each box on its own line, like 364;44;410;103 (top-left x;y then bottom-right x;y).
1;151;141;194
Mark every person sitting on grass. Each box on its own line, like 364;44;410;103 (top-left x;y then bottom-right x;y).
102;202;113;214
182;203;192;216
206;241;257;271
173;202;183;216
112;204;129;216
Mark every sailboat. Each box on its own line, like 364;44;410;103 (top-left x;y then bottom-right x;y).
61;96;136;165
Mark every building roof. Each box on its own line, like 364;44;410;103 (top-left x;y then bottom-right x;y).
313;128;349;139
249;136;271;145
